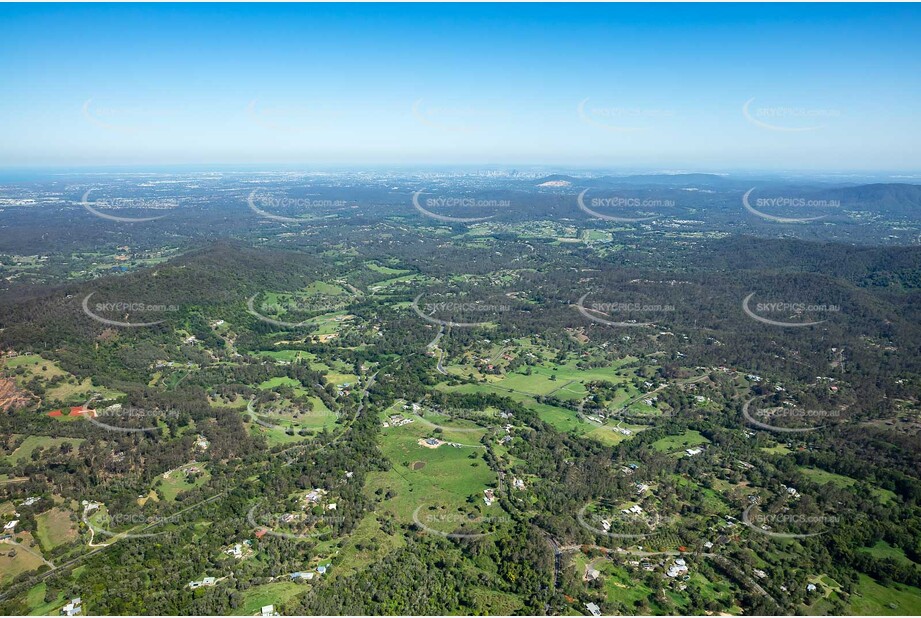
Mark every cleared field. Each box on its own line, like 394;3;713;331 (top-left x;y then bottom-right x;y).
799;467;897;504
365;412;503;537
445;355;640;404
369;274;421;293
155;464;211;501
247;396;338;447
0;537;45;587
650;430;709;454
2;354;122;403
761;444;792;455
437;383;645;446
6;436;84;465
323;371;358;388
25;581;66;616
258;376;302;390
467;588;523;614
328;511;405;580
35;508;78;551
846;573;921;615
366;262;409;276
257;350;318;363
237;581;308;616
308;311;354;337
598;561;660;612
859;540;917;566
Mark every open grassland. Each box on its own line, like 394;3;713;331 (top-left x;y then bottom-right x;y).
247;396;338;447
859;540;917;566
799;467;897;504
2;354;122;403
155;464;211;501
0;536;45;587
237;581;308;616
24;581;66;616
5;436;84;465
34;508;78;551
437;383;645;446
445;352;643;404
365;410;502;537
846;574;921;615
326;511;405;581
650;430;710;454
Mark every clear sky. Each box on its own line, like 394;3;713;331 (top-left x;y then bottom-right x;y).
1;3;919;171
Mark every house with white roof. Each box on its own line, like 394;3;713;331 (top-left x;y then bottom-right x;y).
61;598;82;616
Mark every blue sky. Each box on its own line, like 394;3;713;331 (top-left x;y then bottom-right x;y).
0;3;919;171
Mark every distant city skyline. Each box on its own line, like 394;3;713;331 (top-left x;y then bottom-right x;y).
1;3;920;171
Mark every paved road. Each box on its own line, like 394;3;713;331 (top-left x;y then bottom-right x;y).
427;326;448;374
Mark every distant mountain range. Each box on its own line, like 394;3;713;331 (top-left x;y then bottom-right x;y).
825;183;921;215
535;175;921;216
535;173;733;189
